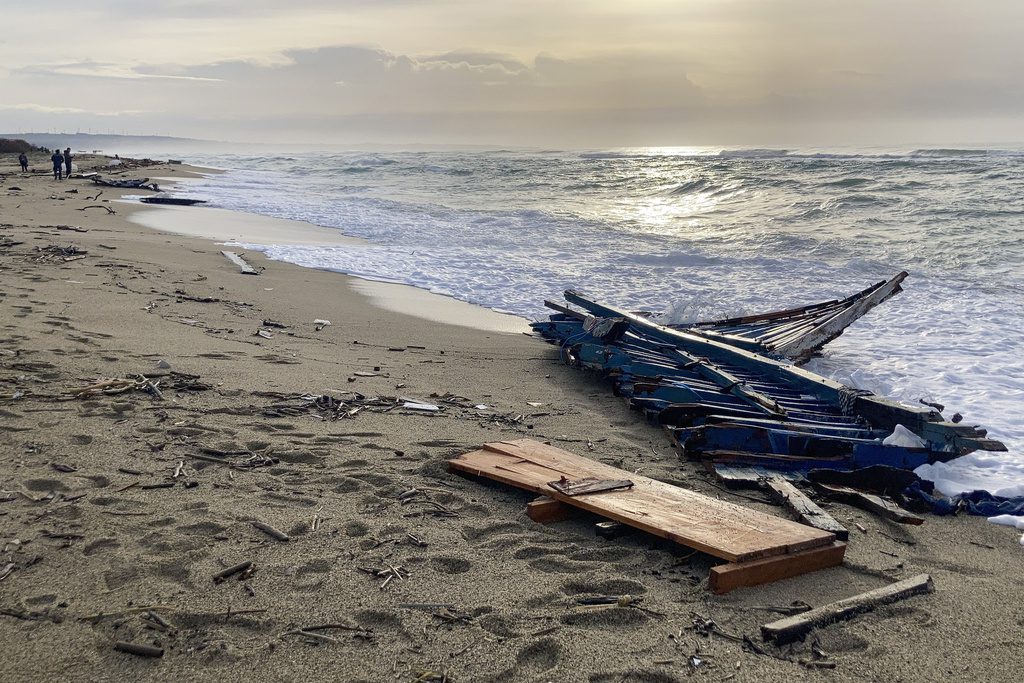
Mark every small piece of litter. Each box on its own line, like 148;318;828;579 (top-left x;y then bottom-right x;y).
402;402;439;412
474;404;489;410
527;402;545;407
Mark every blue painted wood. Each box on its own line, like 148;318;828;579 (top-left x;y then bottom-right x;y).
532;290;1005;471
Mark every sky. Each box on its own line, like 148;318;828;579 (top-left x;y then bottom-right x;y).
2;1;1022;147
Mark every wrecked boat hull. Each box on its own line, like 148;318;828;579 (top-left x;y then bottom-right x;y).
533;289;1005;474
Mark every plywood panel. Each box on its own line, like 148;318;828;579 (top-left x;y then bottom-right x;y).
449;439;836;563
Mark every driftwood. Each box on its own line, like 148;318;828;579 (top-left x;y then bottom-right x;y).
213;561;254;584
761;573;935;644
77;205;116;215
221;250;258;275
91;176;160;191
813;483;924;525
140;197;206;206
114;641;164;658
252;521;289;542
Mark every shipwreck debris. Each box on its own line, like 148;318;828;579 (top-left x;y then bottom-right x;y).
761;573;935;644
451;439;845;592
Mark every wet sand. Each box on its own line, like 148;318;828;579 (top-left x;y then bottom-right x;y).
0;152;1020;682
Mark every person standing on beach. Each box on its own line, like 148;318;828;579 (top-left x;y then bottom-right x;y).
51;149;63;180
18;152;28;172
63;148;73;177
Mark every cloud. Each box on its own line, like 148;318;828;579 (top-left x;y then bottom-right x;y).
0;103;147;117
17;61;221;82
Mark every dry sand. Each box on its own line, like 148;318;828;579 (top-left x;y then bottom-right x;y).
1;151;1020;682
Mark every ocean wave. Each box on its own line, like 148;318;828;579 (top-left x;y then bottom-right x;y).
578;151;641;160
667;178;713;195
910;148;991;157
822;177;873;188
717;148;790;158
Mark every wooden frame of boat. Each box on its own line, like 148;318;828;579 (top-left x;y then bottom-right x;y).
674;272;909;363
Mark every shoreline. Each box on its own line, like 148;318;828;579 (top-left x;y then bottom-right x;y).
1;153;1021;681
124;174;530;334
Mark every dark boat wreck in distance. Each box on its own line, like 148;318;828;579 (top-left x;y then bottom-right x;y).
139;197;208;206
533;281;1005;478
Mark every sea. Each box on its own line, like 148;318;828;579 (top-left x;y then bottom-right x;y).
157;146;1024;499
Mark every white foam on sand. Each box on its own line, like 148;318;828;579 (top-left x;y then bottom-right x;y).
129;203;364;246
129;204;528;334
987;515;1024;545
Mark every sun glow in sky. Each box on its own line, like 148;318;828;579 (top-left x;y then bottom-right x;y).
1;1;1022;146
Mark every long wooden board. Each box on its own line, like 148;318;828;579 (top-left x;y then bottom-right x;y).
449;439;837;563
761;573;934;643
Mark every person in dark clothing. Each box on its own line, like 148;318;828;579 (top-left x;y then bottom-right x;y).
51;150;63;180
18;153;28;172
63;148;73;177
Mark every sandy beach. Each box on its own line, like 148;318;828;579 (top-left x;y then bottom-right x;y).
1;152;1020;682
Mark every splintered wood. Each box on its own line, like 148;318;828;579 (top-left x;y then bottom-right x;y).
450;439;846;593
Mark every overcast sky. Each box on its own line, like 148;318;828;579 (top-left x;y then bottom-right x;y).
2;1;1022;147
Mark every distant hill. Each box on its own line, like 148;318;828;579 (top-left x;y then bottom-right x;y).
0;133;213;154
0;137;43;153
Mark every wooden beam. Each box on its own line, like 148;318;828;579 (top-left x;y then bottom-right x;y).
764;477;849;541
221;250;258;275
709;541;846;594
814;483;924;525
761;573;935;643
526;496;573;524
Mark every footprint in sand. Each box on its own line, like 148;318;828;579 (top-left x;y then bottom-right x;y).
347;472;394;488
561;578;647;596
490;638;562;681
530;557;600;574
23;478;69;492
561;607;649;628
430;557;472;575
462;521;527;542
589;671;681;683
354;610;405;633
83;537;120;556
177;521;228;536
343;520;370;537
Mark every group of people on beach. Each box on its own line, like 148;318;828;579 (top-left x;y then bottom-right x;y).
50;148;73;179
15;148;73;179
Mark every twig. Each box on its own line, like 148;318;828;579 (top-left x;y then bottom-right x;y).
213;560;253;584
253;521;289;542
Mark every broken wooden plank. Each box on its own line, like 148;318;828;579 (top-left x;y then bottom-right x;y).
548;476;633;496
709;541;846;594
220;250;258;275
761;573;935;644
526;496;573;523
450;439;837;563
764;477;849;541
711;464;804;487
814;482;924;525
